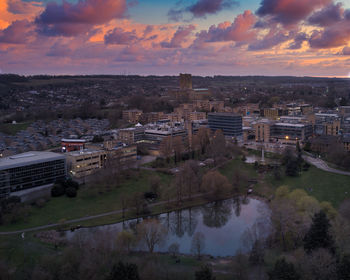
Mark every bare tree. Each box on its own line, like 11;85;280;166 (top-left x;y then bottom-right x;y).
116;230;136;254
137;219;168;253
191;232;205;259
160;136;173;163
201;170;231;199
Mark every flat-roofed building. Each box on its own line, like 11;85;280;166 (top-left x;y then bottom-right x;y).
0;151;66;199
208;112;242;137
254;119;272;142
262;108;287;120
122;109;143;124
61;138;86;152
271;122;313;143
66;149;107;178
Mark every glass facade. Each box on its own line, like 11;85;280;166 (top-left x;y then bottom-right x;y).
0;158;66;198
208;113;243;137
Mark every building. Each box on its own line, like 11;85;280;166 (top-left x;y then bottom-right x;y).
312;113;341;136
66;149;107;178
188;111;206;121
61;138;86;152
118;125;145;145
0;151;66;199
254;119;272;142
309;135;340;154
262;108;287;120
180;73;192;90
108;143;137;162
122;109;143;124
208;113;242;137
271;122;313;143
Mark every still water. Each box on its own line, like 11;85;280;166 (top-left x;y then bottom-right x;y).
65;197;270;257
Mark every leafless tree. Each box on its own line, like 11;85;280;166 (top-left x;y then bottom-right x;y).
137;219;168;253
201;170;231;199
116;230;136;254
191;231;205;260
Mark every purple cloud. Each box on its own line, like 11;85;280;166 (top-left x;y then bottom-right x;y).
0;20;32;44
168;0;239;21
105;28;138;45
256;0;331;26
161;25;195;48
35;0;127;36
307;2;344;27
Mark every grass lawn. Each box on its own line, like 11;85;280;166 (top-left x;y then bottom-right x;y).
0;121;32;135
0;170;172;232
268;166;350;207
219;158;258;180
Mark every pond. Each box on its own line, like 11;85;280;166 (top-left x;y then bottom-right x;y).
65;197;271;257
245;154;280;165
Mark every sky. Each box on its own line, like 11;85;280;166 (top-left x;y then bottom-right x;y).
0;0;350;76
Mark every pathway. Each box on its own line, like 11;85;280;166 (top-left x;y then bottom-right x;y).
303;155;350;176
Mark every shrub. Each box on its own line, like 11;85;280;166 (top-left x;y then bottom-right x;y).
66;187;77;198
51;184;65;197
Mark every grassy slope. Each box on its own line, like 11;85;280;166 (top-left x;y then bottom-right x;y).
0;170;171;231
268;166;350;208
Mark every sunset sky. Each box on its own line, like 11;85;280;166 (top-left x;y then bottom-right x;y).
1;0;350;76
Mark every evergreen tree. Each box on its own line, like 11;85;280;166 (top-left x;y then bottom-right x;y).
106;261;139;280
303;211;335;254
337;255;350;280
268;258;300;280
195;265;216;280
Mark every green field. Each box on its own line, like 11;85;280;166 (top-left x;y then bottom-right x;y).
0;170;172;232
0;122;32;135
268;166;350;207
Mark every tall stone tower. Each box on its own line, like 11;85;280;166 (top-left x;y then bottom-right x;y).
179;73;192;90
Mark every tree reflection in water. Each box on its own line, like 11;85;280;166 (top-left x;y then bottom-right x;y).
201;200;232;228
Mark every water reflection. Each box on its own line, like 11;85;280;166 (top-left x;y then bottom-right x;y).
65;198;270;257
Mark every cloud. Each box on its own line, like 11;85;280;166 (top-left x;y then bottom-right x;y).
0;19;32;44
308;18;350;49
161;25;195;48
193;10;257;46
288;32;308;49
307;2;344;27
256;0;331;26
341;46;350;55
46;42;72;57
104;28;138;45
35;0;127;36
248;28;292;50
168;0;238;21
7;0;43;15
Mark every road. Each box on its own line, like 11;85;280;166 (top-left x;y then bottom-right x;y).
0;192;209;236
303;155;350;176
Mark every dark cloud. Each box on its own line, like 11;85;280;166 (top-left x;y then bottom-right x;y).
341;46;350;55
35;0;127;36
248;28;292;50
168;0;239;21
104;28;138;45
161;25;195;48
288;32;308;49
308;20;350;48
256;0;331;26
0;20;32;44
307;2;343;27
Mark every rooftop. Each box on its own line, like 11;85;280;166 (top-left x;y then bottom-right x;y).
0;151;65;170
